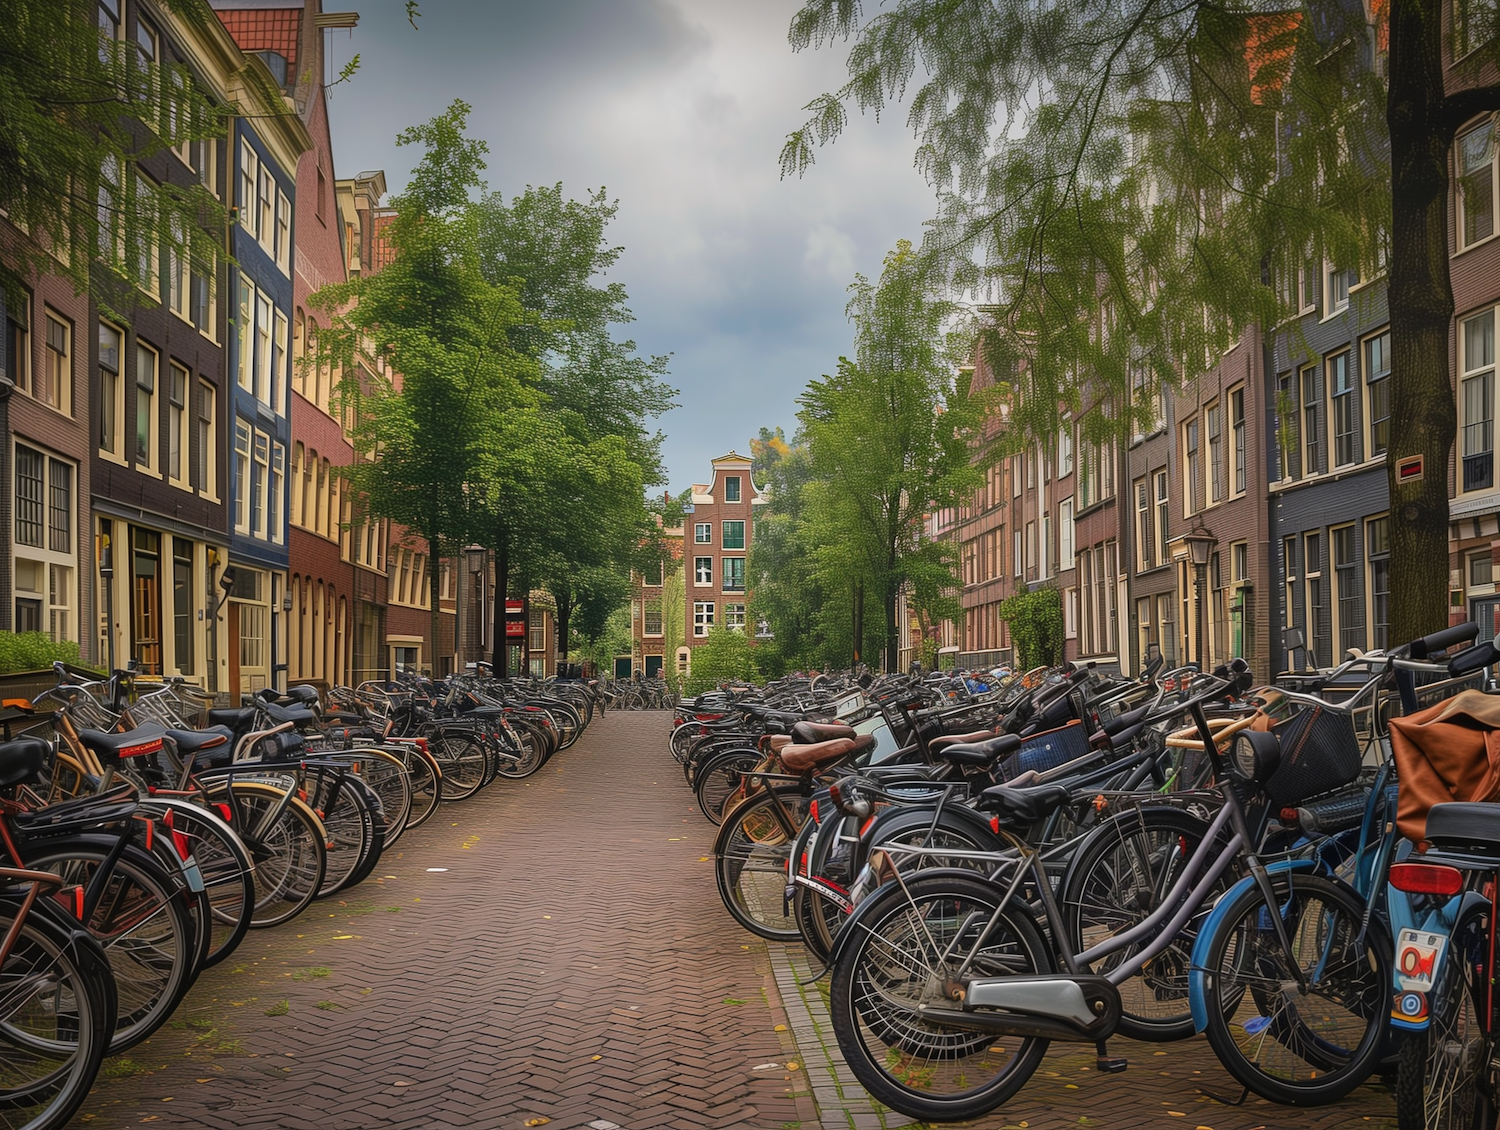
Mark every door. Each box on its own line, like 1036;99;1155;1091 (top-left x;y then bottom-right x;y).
227;602;241;695
614;656;632;680
645;654;663;678
131;529;162;674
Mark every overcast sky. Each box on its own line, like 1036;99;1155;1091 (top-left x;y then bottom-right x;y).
321;0;936;494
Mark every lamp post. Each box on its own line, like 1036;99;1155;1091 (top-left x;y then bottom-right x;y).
1183;526;1215;670
99;542;116;674
464;545;487;669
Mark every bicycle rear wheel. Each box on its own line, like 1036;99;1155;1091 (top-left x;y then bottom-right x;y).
138;799;255;969
714;786;810;941
204;780;327;928
1201;872;1389;1105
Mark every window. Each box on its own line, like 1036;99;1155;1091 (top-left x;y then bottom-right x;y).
1135;478;1152;571
1462;309;1495;492
1277;371;1298;480
1299;248;1319;313
4;287;29;395
1364;329;1391;458
270;442;284;545
694;522;710;544
14;447;74;643
643;598;662;636
1013;529;1022;577
722;557;745;592
43;311;70;416
1183;418;1201;515
1458;120;1496;248
1230;386;1246;495
1154;470;1169;566
1025;520;1036;578
1333;524;1360;657
237;273;253;390
1367;516;1390;651
693;601;715;637
255;292;272;403
1306;531;1327;667
1059;421;1074;475
724;603;746;631
276;190;291;273
194;380;215;497
135;341;157;468
1059;497;1074;571
233;421;250;532
1455;0;1499;56
694;556;712;586
167;363;187;484
723;475;741;502
1301;364;1321;476
529;609;546;654
1284;535;1299;631
1207;402;1225;503
191;261;213;337
15;445;44;548
98;154;121;258
99;323;123;457
171;539;193;676
1325;262;1352;314
1329;350;1355;467
722;520;745;550
98;0;119;44
131;171;160;298
1040;513;1052;579
239;140;257;236
272;309;287;414
167;217;187;319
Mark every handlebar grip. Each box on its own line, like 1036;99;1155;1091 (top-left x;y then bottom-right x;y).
1410;622;1480;659
1448;640;1500;676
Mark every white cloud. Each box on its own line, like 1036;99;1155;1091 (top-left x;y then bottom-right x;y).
803;223;857;282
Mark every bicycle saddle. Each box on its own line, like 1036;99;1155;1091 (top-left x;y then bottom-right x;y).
781;733;876;773
1425;802;1500;856
261;700;320;729
0;736;49;788
938;734;1021;768
208;706;257;731
76;723;165;762
790;721;857;745
976;782;1073;825
928;729;997;753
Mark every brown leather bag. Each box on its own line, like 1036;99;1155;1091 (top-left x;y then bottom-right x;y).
1389;689;1500;843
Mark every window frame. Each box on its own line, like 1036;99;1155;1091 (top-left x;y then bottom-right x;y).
1456;118;1497;250
42;309;71;417
693;556;712;587
1301;363;1321;477
1366;515;1390;651
195;379;216;500
721;520;745;550
1460;306;1496;494
722;556;745;592
693;600;715;638
723;475;741;503
134;339;158;472
1229;385;1247;496
167;361;188;487
1362;328;1391;459
1328;349;1356;468
694;522;711;544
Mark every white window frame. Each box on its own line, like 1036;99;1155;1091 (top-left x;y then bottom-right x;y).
694;556;712;586
1328;349;1356;469
239;139;257;237
694;522;711;544
693;601;714;637
167;361;188;488
233;420;251;533
722;556;745;592
1362;328;1391;459
42;309;71;418
1461;306;1497;494
195;379;216;501
724;602;746;632
275;189;292;274
12;442;76;644
135;340;158;473
1457;118;1498;251
1059;497;1074;572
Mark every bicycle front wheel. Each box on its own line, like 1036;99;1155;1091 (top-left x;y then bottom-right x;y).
1201;872;1389;1105
713;785;810;941
828;873;1053;1122
1395;902;1496;1130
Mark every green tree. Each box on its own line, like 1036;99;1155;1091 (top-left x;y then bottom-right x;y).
313;101;532;651
781;0;1500;643
0;0;229;306
796;242;985;671
685;625;760;695
997;587;1064;669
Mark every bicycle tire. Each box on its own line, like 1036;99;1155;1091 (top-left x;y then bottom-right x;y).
428;731;486;800
392;742;443;827
136;798;255;969
828;873;1054;1122
310;772;385;898
1200;871;1390;1105
694;749;762;824
1059;804;1226;1042
202;779;328;928
0;892;113;1130
493;725;546;780
1394;902;1495;1130
713;785;811;941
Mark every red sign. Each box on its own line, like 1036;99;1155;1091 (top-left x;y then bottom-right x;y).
505;599;525;614
506;621;525;637
1398;455;1424;483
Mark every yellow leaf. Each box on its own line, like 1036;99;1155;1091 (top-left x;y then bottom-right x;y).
524;1120;551;1127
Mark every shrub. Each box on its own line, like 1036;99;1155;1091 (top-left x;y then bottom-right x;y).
997;586;1064;669
0;632;82;675
684;625;760;696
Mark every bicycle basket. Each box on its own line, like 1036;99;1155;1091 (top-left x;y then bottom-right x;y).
1000;719;1091;781
1262;703;1363;808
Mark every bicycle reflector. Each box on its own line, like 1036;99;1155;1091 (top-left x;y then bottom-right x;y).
1389;862;1464;896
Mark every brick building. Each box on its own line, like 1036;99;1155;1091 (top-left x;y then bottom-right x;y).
682;453;764;652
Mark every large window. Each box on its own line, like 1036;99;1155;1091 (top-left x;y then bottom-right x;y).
1135;478;1152;571
1183;418;1201;515
694;522;710;544
1455;0;1499;56
1207;402;1225;504
1364;329;1391;458
1277;371;1298;480
1230;386;1246;495
694;556;712;586
722;556;745;592
233;420;251;533
1458;119;1496;248
1154;470;1169;566
1306;531;1328;668
722;520;745;550
693;601;714;637
1329;350;1355;468
13;444;74;642
43;312;71;416
194;379;215;497
135;341;157;469
1333;524;1360;657
643;598;662;636
167;363;187;486
1367;516;1390;651
723;475;741;502
5;287;29;396
1059;497;1074;572
1301;364;1321;476
724;602;746;631
1462;308;1496;492
99;323;124;458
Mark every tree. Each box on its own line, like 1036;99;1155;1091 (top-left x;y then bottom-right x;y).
684;625;760;695
781;0;1500;643
747;428;822;675
796;241;985;671
313;101;533;652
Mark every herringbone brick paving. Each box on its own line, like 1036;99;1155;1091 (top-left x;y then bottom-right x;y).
76;710;811;1130
74;709;1401;1130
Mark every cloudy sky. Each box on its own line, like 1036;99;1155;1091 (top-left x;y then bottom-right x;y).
322;0;937;494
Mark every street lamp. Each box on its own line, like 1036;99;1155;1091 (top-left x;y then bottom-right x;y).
464;545;487;668
1182;525;1215;670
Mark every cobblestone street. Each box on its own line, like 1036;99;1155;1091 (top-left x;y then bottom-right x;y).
78;712;1399;1130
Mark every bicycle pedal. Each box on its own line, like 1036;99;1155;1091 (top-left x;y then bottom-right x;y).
1095;1055;1128;1073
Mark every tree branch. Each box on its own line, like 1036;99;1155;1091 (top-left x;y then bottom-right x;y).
1443;83;1500;132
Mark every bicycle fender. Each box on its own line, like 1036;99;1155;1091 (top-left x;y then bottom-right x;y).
1389;890;1483;1032
1188;858;1316;1033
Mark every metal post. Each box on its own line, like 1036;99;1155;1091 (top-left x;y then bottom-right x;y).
1195;560;1208;669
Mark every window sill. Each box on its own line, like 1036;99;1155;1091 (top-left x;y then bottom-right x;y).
1349;272;1386;295
1318;303;1351;325
1454;230;1500;258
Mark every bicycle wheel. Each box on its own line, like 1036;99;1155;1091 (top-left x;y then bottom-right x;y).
429;731;486;800
492;726;545;780
0;894;113;1130
391;743;443;828
1201;872;1389;1105
310;773;384;898
329;749;412;846
713;785;811;941
1060;805;1226;1041
137;799;255;969
1395;903;1496;1130
205;780;327;928
694;749;762;824
828;873;1053;1122
21;839;197;1055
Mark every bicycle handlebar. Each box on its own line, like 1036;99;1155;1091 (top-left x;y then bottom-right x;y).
1406;622;1480;660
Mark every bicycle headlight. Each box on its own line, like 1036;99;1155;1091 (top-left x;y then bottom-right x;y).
1229;729;1281;784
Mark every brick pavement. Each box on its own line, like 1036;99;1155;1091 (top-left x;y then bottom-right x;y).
74;709;1402;1130
77;710;810;1130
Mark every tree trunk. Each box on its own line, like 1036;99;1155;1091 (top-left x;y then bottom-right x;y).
851;580;864;665
1386;0;1458;644
884;578;899;673
493;540;509;678
425;528;442;677
556;586;572;671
